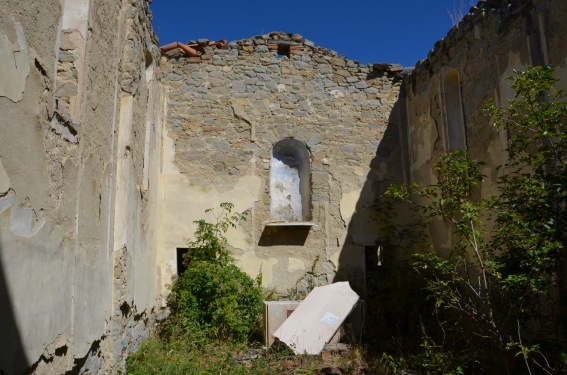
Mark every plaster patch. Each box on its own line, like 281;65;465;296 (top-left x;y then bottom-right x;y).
340;188;362;223
236;253;278;286
160;127;262;282
62;0;90;38
0;208;69;368
0;159;10;194
177;176;262;251
287;257;305;273
0;23;29;102
0;193;45;237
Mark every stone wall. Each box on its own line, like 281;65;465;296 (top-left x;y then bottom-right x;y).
0;0;166;373
399;0;567;249
160;32;403;296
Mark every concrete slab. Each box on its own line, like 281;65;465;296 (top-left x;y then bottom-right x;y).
273;282;359;355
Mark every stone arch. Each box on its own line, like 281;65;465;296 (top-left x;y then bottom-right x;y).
443;69;466;151
270;139;311;222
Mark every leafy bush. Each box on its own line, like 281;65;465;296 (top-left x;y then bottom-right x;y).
170;260;262;340
166;203;263;341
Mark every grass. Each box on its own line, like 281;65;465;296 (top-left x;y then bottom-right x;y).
126;332;388;374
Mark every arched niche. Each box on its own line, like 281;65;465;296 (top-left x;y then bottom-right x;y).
444;69;466;151
270;139;311;222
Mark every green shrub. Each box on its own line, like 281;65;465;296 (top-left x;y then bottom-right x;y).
373;67;567;373
167;203;262;341
170;260;262;340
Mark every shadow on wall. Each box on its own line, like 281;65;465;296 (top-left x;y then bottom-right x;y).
0;235;29;375
333;88;407;297
259;226;310;246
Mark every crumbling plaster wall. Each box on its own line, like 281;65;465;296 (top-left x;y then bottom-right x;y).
160;33;402;295
0;0;166;373
400;0;567;249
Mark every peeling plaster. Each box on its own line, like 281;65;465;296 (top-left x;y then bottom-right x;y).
0;23;29;102
236;252;278;286
270;158;302;221
159;126;263;289
0;193;45;237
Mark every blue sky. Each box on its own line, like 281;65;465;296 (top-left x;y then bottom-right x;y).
150;0;474;68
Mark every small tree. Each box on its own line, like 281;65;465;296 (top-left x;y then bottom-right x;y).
376;67;567;373
485;67;567;370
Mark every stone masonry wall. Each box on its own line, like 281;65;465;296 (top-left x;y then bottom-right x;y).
0;0;166;373
160;32;403;295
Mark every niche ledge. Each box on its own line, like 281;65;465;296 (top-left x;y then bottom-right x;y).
264;221;317;228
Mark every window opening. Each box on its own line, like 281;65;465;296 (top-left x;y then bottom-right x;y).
176;248;188;275
277;44;290;58
365;245;385;273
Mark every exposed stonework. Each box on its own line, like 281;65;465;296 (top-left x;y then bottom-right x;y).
159;32;402;295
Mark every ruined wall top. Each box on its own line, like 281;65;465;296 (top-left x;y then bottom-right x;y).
412;0;535;75
162;31;407;77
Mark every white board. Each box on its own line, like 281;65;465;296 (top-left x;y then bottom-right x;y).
273;282;359;354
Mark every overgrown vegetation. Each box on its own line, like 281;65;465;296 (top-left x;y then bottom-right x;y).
127;203;384;374
129;68;567;374
126;203;265;373
372;66;567;373
447;0;475;25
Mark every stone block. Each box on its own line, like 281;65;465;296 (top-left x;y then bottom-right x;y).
164;73;183;81
318;64;333;74
232;81;246;92
330;56;346;67
210;138;231;152
312;170;328;184
340;144;355;154
307;133;323;147
184;150;205;161
292;61;312;71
